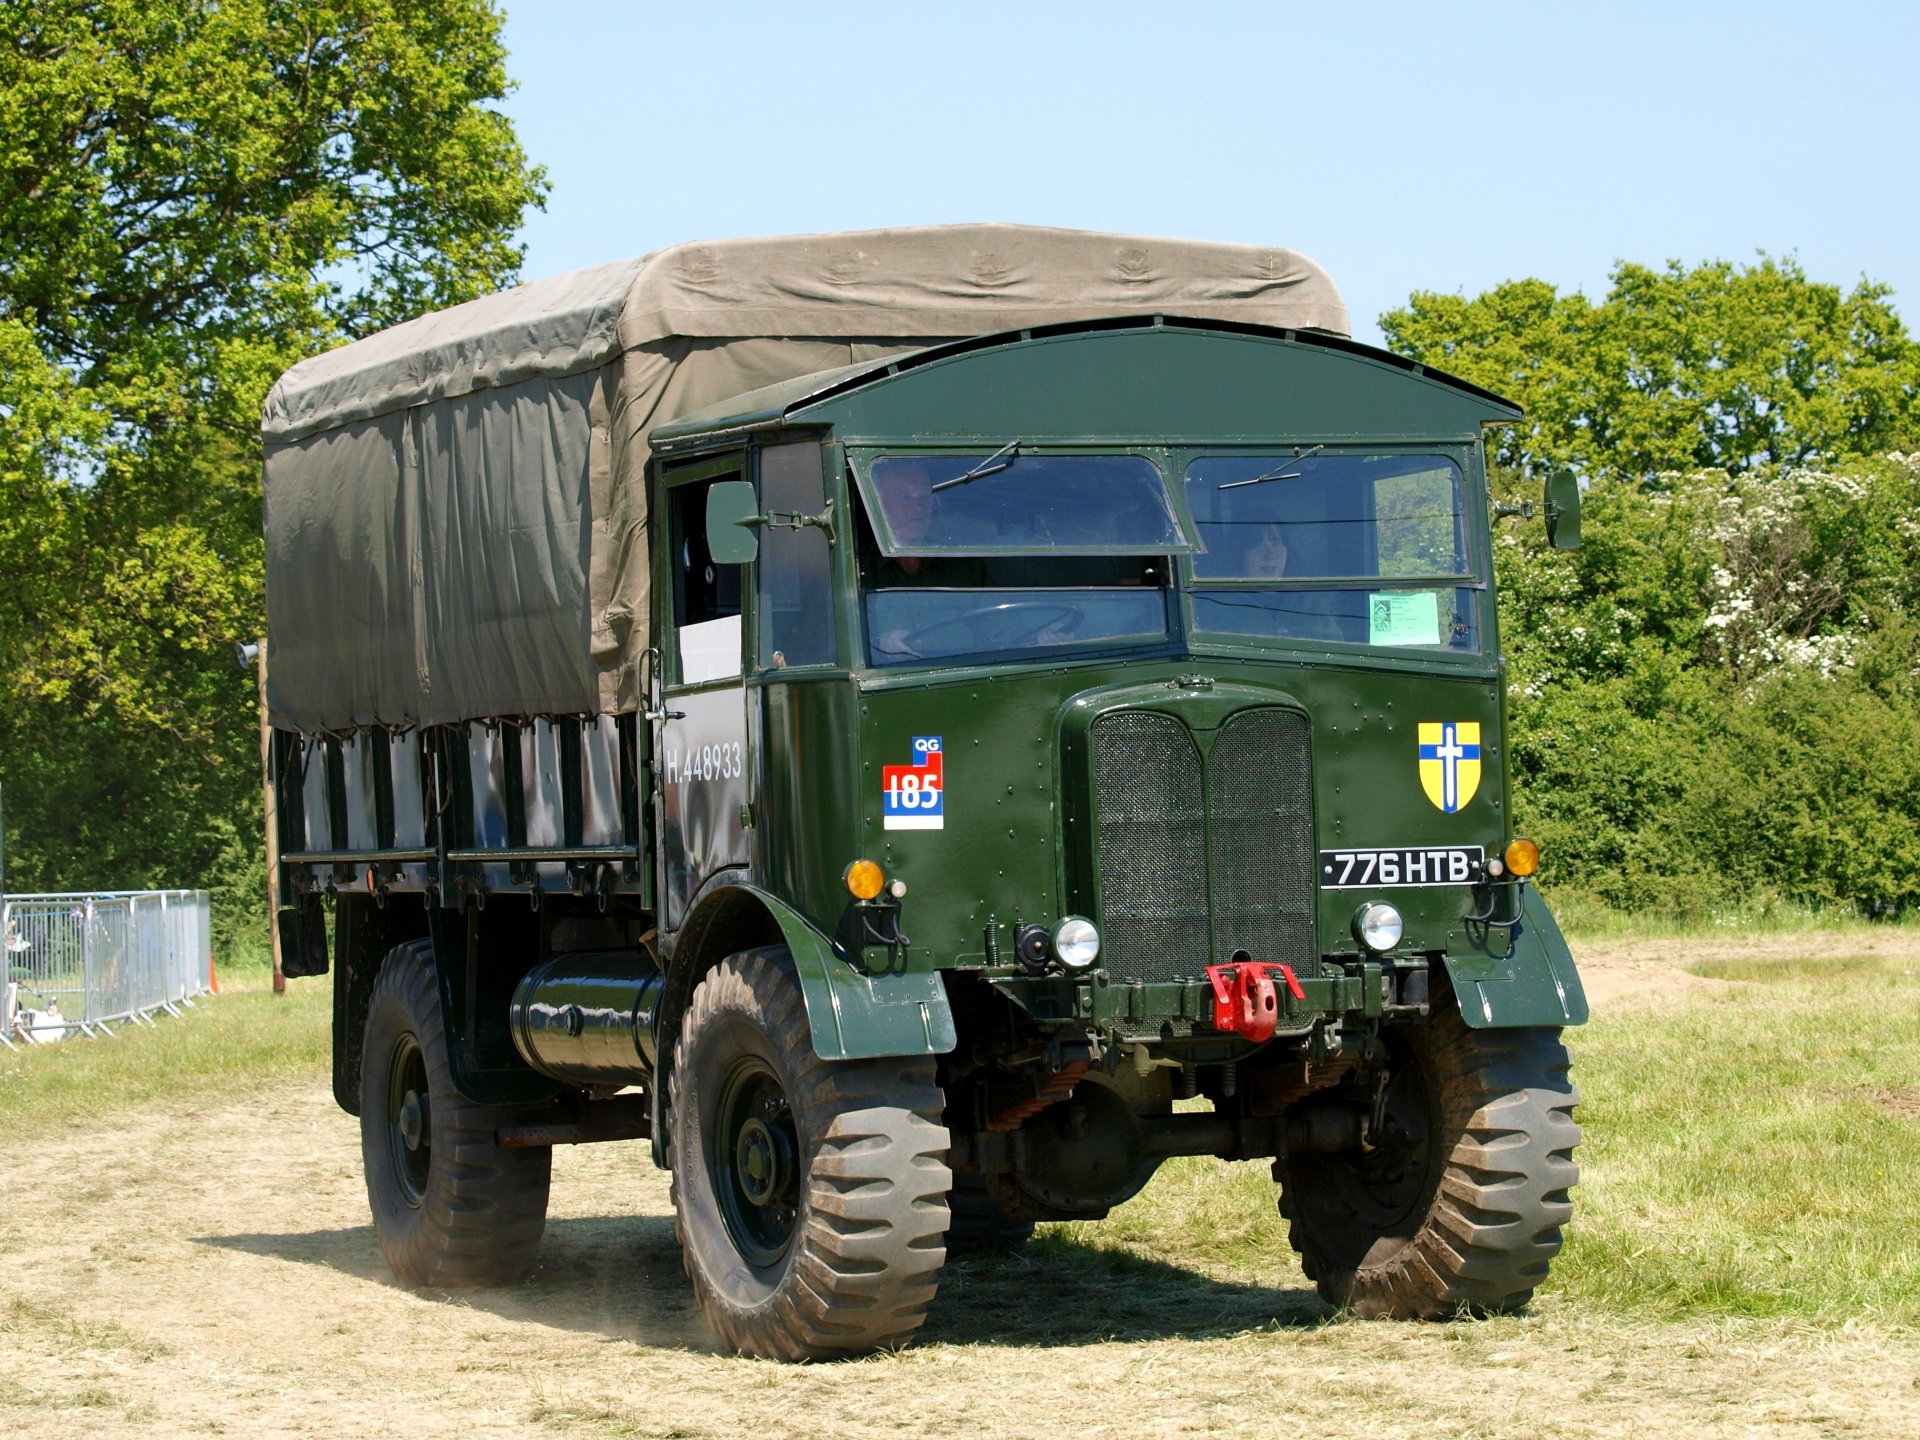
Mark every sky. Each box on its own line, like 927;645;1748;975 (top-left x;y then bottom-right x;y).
497;1;1919;348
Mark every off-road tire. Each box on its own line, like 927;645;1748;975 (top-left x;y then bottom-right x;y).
361;939;551;1287
944;1175;1037;1253
669;947;951;1359
1279;985;1579;1318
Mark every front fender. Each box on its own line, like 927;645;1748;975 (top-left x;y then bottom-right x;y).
750;887;959;1060
1440;884;1588;1028
669;880;957;1063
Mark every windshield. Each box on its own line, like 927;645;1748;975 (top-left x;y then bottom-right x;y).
1185;453;1480;650
866;580;1171;667
857;473;1174;668
861;452;1188;554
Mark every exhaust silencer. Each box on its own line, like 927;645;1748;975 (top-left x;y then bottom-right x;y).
509;951;665;1086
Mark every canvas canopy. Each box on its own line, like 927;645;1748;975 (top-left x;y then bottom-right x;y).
261;224;1348;731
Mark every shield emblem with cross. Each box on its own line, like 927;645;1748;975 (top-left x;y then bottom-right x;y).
1418;721;1482;813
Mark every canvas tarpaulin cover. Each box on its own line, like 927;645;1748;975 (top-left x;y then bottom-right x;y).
261;224;1348;731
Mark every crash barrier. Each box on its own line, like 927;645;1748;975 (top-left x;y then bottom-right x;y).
2;891;213;1046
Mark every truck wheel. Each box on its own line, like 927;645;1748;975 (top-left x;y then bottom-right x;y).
361;938;551;1287
1278;988;1579;1318
945;1175;1037;1253
669;947;951;1359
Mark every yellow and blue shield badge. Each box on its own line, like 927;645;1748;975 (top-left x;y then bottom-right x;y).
1418;722;1482;813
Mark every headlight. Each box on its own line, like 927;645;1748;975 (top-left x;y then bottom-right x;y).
1354;902;1403;953
1051;916;1101;969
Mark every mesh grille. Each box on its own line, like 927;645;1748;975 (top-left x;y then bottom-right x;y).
1091;705;1316;990
1091;712;1208;985
1207;708;1317;977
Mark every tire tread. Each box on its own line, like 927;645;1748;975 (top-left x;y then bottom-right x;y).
361;939;550;1289
669;948;951;1359
1280;988;1580;1319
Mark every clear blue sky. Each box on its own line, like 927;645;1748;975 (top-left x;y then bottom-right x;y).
498;1;1919;347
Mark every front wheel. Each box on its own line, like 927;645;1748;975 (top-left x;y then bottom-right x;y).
669;947;952;1359
361;939;551;1287
1278;986;1580;1318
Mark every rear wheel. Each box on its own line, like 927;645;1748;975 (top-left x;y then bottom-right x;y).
361;939;551;1287
670;947;952;1359
1279;986;1580;1317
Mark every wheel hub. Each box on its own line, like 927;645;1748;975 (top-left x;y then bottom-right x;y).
735;1116;793;1206
401;1089;434;1149
711;1058;801;1267
386;1034;432;1208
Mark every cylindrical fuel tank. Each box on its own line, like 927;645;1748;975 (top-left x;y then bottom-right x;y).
509;950;666;1086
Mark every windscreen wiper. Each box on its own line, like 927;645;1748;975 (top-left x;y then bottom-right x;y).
1220;443;1325;490
930;439;1021;492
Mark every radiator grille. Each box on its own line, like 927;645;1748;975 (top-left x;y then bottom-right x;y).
1090;706;1315;989
1090;711;1208;986
1206;708;1317;976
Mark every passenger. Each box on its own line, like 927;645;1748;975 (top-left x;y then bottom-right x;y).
1242;522;1346;642
1243;522;1294;578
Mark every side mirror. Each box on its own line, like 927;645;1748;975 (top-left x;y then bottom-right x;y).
705;480;761;565
1544;470;1581;550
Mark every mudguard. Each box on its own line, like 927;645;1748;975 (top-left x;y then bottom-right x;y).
1441;884;1588;1029
674;881;957;1061
752;887;959;1060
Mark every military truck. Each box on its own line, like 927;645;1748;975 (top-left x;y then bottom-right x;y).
261;224;1585;1360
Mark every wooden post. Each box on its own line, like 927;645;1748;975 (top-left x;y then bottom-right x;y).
256;636;285;995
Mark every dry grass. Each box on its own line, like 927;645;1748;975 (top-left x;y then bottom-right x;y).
0;935;1916;1437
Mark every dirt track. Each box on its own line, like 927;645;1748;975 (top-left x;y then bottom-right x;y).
4;939;1919;1438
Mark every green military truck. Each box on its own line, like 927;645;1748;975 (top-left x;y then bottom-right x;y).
262;224;1584;1359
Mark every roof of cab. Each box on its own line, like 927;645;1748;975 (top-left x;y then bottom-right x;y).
648;315;1522;450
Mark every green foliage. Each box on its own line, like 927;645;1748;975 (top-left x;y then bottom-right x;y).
0;1;543;948
1503;455;1920;916
1404;256;1920;918
1385;257;1920;481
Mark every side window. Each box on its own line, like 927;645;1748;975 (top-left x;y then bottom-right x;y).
669;475;744;685
757;442;835;669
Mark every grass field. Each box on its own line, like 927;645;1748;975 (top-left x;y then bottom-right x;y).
1;933;1916;1437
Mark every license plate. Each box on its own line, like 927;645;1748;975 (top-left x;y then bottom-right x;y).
1318;845;1485;889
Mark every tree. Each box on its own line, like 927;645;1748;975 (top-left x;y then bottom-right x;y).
0;1;544;945
1383;257;1920;483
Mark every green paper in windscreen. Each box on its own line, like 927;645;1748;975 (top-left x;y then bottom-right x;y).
1368;591;1442;646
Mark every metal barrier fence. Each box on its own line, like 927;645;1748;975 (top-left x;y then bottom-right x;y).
2;891;213;1045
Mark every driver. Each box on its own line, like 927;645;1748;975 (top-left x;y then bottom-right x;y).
871;462;988;587
869;461;989;658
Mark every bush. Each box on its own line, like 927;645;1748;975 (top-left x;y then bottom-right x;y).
1506;455;1920;917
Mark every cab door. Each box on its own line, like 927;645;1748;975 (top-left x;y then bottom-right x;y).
655;455;752;928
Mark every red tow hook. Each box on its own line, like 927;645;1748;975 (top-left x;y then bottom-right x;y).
1205;961;1306;1045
